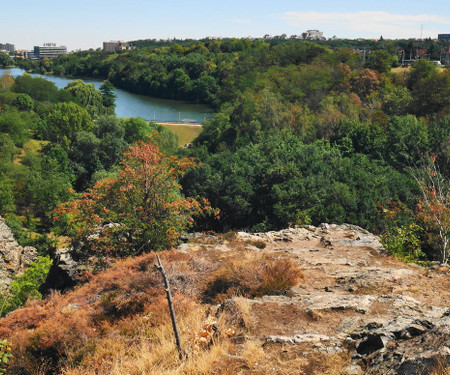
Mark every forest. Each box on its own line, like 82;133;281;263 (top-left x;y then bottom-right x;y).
0;37;449;315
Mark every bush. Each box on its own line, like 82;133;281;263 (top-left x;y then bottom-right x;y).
54;141;217;258
0;339;12;375
12;94;33;111
381;223;425;262
203;256;302;302
0;256;52;316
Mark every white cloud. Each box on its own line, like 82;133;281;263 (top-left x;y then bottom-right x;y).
282;11;450;39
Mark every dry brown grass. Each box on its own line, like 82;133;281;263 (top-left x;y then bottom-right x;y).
158;124;202;146
1;245;305;375
62;305;233;375
203;254;303;303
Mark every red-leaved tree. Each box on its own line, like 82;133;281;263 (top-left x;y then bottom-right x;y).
54;141;217;257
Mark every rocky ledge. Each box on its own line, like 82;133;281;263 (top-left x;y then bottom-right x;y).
0;216;37;289
37;222;450;374
234;224;450;374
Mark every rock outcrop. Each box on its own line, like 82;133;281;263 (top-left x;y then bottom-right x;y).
0;215;37;289
32;222;450;373
235;223;450;374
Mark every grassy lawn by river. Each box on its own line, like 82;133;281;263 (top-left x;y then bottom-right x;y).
157;123;202;146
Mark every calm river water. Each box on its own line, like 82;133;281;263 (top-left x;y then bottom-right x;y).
1;68;214;124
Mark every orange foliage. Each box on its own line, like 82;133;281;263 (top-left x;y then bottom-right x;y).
54;141;218;257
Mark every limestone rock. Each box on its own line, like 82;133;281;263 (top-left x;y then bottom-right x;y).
0;215;37;289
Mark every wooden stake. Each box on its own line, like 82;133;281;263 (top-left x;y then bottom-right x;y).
154;254;185;359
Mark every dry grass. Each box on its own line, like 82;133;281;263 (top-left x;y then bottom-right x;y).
62;305;233;375
202;253;303;303
0;246;305;375
430;357;450;375
300;352;352;375
241;340;265;367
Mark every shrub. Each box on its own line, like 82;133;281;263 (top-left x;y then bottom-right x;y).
381;223;425;262
246;239;266;249
0;339;12;375
0;256;52;316
203;255;302;302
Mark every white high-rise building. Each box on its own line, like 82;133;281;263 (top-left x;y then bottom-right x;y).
33;43;67;59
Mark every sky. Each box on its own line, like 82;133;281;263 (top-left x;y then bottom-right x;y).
2;0;450;51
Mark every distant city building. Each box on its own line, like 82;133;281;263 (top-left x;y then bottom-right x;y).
302;30;325;41
33;43;67;59
438;34;450;41
103;41;130;52
24;51;37;59
0;43;15;53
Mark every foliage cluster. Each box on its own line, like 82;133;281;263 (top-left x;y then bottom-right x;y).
0;72;180;242
0;256;52;317
0;339;11;375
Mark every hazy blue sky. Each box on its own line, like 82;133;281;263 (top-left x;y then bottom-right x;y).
3;0;450;51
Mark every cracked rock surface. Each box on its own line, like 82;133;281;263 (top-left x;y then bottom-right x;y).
0;215;37;290
236;224;450;374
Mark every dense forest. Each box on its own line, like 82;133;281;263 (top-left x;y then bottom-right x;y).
0;37;449;314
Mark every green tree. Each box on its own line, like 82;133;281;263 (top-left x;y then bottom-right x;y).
365;50;398;73
123;117;153;144
12;93;34;111
13;74;59;102
407;58;437;89
411;69;450;116
99;80;117;113
45;102;93;146
0;110;33;147
0;53;12;68
64;80;104;115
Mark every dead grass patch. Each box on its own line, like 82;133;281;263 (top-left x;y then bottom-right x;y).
203;255;303;303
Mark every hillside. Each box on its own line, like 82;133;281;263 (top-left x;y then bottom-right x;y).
1;224;450;374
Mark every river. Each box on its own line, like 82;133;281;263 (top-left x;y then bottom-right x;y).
1;68;214;124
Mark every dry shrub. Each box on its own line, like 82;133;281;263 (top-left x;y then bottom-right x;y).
246;239;267;249
203;255;303;303
241;340;265;367
214;296;254;334
7;306;96;374
61;302;234;375
221;231;237;241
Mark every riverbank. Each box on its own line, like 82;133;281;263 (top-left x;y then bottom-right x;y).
1;68;214;124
